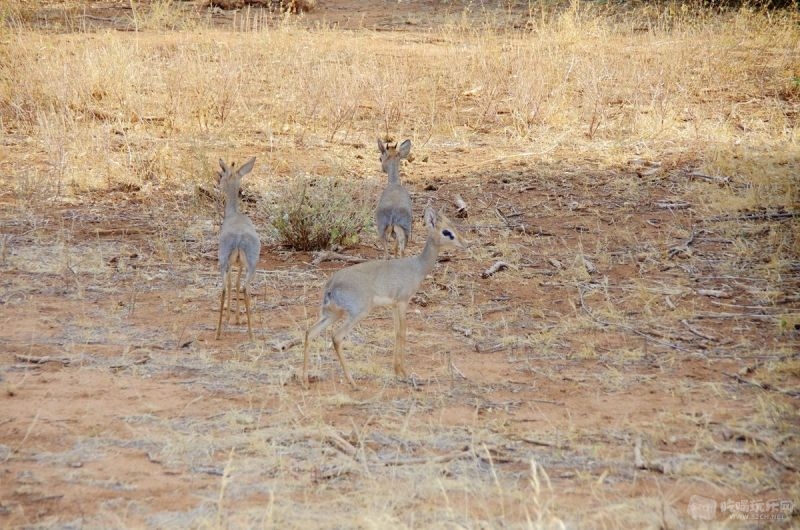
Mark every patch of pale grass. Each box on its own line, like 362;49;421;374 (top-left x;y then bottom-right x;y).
1;4;795;215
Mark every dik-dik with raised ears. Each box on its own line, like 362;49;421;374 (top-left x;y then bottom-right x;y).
302;204;468;388
216;157;260;340
376;138;413;259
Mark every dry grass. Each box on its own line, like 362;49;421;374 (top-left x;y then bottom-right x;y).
0;1;798;528
1;4;796;219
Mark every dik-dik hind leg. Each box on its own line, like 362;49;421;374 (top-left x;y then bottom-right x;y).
234;264;243;325
331;314;366;389
215;275;228;340
381;238;390;260
225;268;234;324
392;302;409;378
242;284;254;340
394;226;407;258
381;225;393;259
302;312;336;388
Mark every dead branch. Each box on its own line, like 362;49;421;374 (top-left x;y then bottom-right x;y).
688;170;732;185
326;432;358;458
14;354;71;366
695;311;785;321
311;251;368;266
705;210;799;223
451;324;472;337
722;372;800;398
324;430;478;467
495;207;527;233
453;194;468;218
381;450;472;466
655;200;692;210
766;449;798;472
680;319;717;341
529;397;565;406
581;256;597;274
519;437;565;449
668;228;696;259
504;388;565;405
474;341;505;353
109;354;151;370
579;284;690;352
447;351;467;381
276;337;302;351
634;436;669;473
717;428;798;472
696;288;733;299
481;260;510;278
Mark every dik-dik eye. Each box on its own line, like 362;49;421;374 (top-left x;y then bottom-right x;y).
442;229;454;240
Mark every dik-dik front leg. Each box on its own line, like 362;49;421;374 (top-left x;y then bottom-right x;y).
392;301;409;379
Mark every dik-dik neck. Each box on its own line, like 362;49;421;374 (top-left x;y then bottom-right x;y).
413;234;441;278
384;159;402;185
224;191;240;219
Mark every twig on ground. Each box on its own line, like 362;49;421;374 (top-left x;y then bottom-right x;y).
326;432;358;458
276;337;302;351
110;354;151;371
382;450;472;466
529;397;565;406
311;251;367;266
634;436;669;473
722;372;800;398
717;428;799;472
680;319;717;341
495;207;526;233
14;354;71;366
668;228;696;259
656;200;692;210
696;288;733;299
688;170;732;185
519;437;566;449
447;351;467;381
705;210;799;223
324;430;477;467
453;194;468;218
482;260;510;278
579;284;690;352
695;311;786;321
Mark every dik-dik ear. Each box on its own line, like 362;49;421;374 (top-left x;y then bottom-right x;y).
377;138;388;156
397;139;412;159
237;156;256;178
218;159;231;181
423;203;437;230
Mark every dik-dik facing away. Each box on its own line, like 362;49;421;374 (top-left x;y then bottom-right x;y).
302;204;468;388
376;138;413;259
216;157;260;340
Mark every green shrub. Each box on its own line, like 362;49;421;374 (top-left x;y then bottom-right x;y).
266;174;376;251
